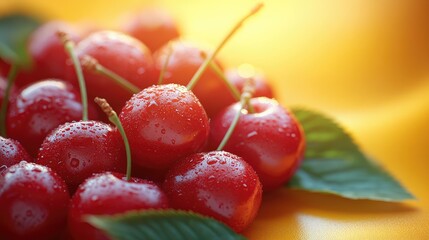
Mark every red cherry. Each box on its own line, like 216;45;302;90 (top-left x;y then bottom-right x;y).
69;172;169;240
153;40;233;117
6;79;98;156
0;161;70;240
225;65;274;99
163;150;262;232
70;30;156;112
209;97;306;191
36;121;126;193
119;83;209;170
121;7;180;52
0;136;32;170
28;21;80;80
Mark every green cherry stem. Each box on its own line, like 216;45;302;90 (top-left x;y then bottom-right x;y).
0;64;18;137
95;97;132;181
81;55;140;94
217;81;254;151
186;3;264;90
58;31;88;121
158;43;173;85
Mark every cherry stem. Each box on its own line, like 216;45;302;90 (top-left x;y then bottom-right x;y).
186;3;264;90
217;81;254;151
158;43;173;85
242;78;256;113
0;64;18;137
94;97;132;181
58;31;88;121
81;55;140;94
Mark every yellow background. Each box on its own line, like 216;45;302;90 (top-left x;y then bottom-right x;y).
1;0;428;239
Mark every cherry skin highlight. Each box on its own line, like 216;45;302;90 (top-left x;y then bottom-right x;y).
225;65;274;99
28;21;80;80
163;150;262;232
119;83;209;170
37;121;126;193
208;97;306;191
6;79;98;156
0;136;32;169
121;7;180;52
70;30;156;112
69;172;169;240
0;161;70;240
153;40;232;117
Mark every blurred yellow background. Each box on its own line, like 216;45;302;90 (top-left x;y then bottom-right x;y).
1;0;428;239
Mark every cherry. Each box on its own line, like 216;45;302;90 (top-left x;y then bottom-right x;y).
0;136;32;170
208;97;306;191
36;120;126;193
6;79;98;156
68;172;169;240
0;161;70;240
163;150;262;232
119;83;209;170
224;64;274;100
28;21;80;80
153;40;232;117
121;7;180;52
69;30;156;112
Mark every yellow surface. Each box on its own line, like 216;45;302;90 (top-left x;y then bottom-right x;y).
1;0;428;239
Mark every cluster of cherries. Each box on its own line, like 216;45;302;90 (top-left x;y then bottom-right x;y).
0;4;305;240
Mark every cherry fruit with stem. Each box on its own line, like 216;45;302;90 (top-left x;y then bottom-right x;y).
69;98;169;240
69;30;156;112
209;96;306;191
36;35;126;193
119;83;210;170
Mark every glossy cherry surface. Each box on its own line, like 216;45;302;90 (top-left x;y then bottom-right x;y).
28;21;80;80
153;40;232;117
121;7;180;52
119;83;209;170
208;97;306;191
6;79;98;156
37;121;126;193
0;161;70;240
69;172;169;240
0;136;32;169
163;150;262;232
71;30;156;112
225;65;274;98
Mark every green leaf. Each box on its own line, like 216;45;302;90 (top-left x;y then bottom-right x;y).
288;108;414;201
0;14;41;67
87;210;246;240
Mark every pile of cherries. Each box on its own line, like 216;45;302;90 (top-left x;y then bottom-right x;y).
0;5;305;240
